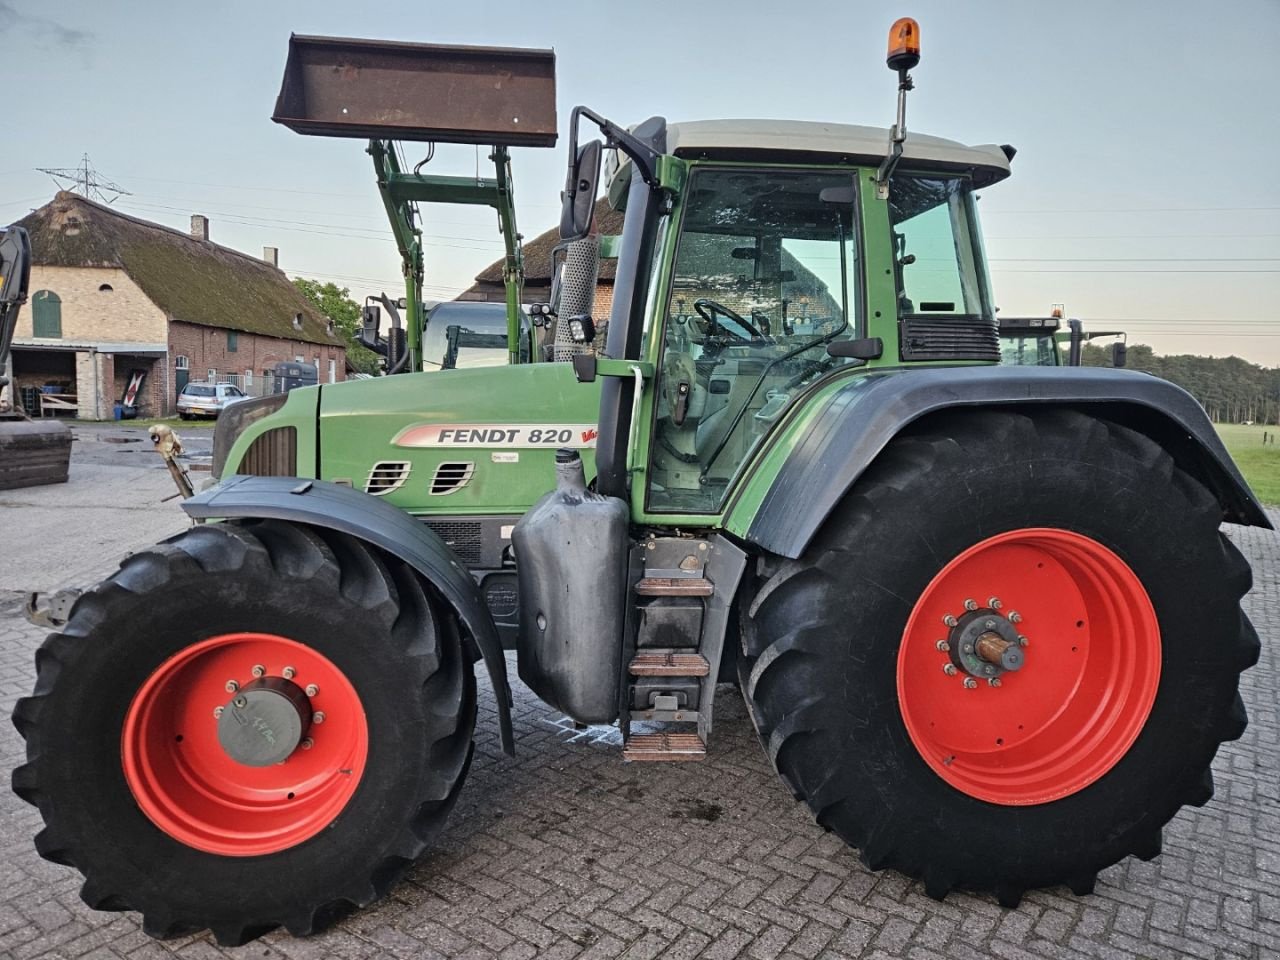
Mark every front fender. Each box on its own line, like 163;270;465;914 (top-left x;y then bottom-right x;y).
731;366;1270;559
182;475;515;755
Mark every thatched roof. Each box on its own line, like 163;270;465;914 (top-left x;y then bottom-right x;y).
469;197;622;292
17;193;340;346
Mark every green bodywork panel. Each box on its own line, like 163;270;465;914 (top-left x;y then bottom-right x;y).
225;387;321;479
317;363;600;516
721;367;873;538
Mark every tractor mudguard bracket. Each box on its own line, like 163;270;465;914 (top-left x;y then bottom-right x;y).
740;366;1272;560
182;475;516;755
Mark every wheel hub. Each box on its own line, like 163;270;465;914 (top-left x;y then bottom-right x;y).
216;677;312;767
948;607;1025;680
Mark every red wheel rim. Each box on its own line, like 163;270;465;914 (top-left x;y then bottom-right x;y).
896;528;1160;805
121;633;368;856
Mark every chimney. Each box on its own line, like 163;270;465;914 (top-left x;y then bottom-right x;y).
263;246;279;267
191;214;209;242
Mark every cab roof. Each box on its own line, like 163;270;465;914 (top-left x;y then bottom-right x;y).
664;119;1012;185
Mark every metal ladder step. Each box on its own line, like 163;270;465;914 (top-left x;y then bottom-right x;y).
635;577;713;597
622;732;706;762
629;651;710;677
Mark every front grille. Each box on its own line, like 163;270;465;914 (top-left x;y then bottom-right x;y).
430;461;475;496
899;317;999;362
421;519;483;565
365;461;411;496
239;427;297;477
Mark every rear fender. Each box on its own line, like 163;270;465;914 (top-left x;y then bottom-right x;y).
736;366;1271;560
183;476;515;755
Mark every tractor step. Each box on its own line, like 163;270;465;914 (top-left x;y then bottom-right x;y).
635;577;714;597
622;732;706;762
629;651;710;677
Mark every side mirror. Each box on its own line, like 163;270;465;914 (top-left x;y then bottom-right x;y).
1112;341;1127;368
359;304;382;352
560;139;602;241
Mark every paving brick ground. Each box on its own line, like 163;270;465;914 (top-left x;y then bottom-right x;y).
0;462;1276;959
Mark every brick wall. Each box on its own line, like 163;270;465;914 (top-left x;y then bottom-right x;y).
22;266;167;343
167;321;345;411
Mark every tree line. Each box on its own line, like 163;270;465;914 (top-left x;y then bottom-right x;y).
1080;343;1280;425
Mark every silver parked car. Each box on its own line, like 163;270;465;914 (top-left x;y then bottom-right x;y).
176;382;249;419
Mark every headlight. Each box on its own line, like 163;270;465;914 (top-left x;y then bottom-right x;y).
211;394;288;479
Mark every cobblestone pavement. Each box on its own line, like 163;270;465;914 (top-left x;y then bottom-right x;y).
0;467;1276;959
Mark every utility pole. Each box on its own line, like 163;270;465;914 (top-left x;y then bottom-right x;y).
36;154;131;204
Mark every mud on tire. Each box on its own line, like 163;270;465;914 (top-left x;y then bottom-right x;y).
12;519;476;945
739;408;1258;904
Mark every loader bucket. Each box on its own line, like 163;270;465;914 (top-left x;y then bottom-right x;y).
272;34;557;147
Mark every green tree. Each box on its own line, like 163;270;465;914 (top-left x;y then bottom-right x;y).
292;278;381;375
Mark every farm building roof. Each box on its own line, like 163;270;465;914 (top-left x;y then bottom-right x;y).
470;197;623;290
16;193;341;347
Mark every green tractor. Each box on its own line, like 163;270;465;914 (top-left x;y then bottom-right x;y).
12;21;1267;945
999;314;1128;367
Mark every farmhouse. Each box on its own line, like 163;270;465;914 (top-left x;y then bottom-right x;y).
3;192;345;419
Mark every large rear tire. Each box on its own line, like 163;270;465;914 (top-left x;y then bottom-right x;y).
739;408;1258;904
12;520;476;945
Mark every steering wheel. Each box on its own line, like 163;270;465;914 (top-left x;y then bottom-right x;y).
693;298;763;341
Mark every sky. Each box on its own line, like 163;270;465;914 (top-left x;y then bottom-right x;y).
3;0;1278;364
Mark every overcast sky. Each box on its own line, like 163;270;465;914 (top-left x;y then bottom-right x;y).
3;0;1278;363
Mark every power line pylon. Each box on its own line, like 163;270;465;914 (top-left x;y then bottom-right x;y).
36;154;132;204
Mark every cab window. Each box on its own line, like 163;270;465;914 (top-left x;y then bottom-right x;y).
648;168;860;514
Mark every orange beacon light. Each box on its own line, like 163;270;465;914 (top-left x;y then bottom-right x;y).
887;17;920;72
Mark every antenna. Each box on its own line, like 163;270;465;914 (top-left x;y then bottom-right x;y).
36;154;132;204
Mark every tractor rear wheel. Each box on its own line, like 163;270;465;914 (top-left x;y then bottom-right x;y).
739;408;1257;904
12;520;475;945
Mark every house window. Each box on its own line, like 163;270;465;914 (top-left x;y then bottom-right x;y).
227;331;238;352
32;291;62;338
244;369;254;389
175;355;190;370
207;368;217;382
98;283;113;292
313;355;320;373
328;359;336;383
295;355;304;363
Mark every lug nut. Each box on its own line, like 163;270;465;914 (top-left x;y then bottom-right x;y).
943;664;958;676
942;614;958;627
988;677;1002;688
988;597;1002;609
304;683;319;698
313;711;326;724
936;640;951;652
1018;636;1029;647
282;666;296;680
963;598;978;611
234;696;248;708
251;664;266;678
213;705;224;719
963;677;978;689
225;679;239;693
300;738;314;750
1008;611;1022;624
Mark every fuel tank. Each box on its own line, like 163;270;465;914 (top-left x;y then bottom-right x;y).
512;449;629;723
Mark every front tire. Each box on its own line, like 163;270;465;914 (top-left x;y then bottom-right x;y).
12;520;475;944
740;408;1257;904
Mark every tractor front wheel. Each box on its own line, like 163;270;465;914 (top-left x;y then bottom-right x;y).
12;520;475;945
740;408;1257;904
